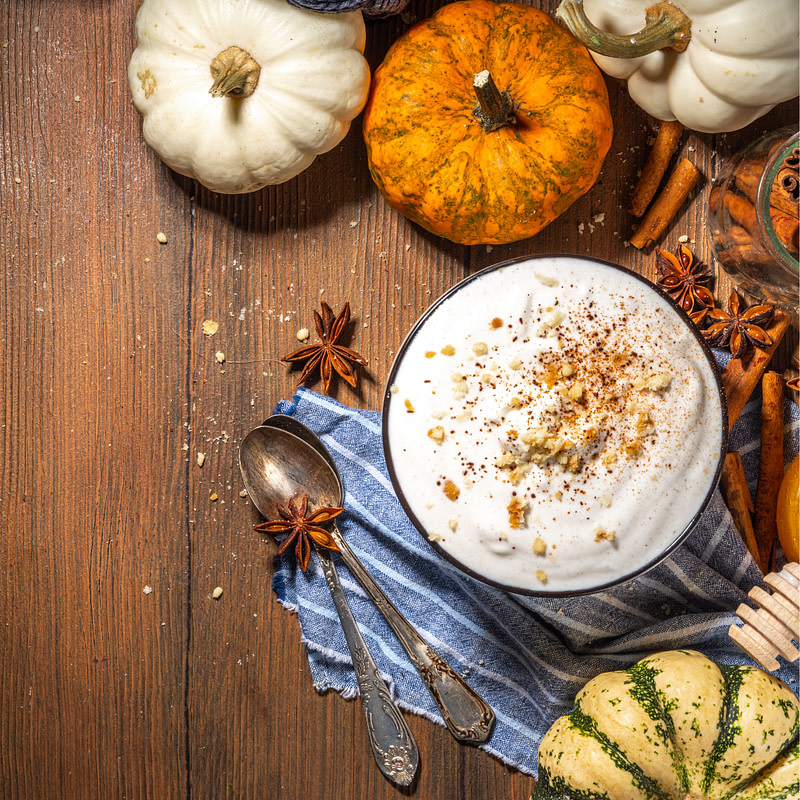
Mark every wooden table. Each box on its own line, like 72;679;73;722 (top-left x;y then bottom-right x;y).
2;2;797;798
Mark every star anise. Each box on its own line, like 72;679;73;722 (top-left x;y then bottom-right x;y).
702;290;775;360
655;243;715;313
254;495;343;572
688;304;712;329
282;301;367;394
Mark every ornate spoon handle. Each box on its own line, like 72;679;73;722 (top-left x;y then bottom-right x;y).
314;544;419;786
331;528;495;743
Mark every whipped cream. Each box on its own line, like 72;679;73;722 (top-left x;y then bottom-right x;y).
384;257;725;594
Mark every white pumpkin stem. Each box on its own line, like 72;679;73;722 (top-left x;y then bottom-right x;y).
209;46;261;98
555;0;691;57
473;70;515;132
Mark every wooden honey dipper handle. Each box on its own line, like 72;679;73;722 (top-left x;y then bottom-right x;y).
729;562;799;671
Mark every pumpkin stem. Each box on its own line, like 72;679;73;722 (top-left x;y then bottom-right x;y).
472;70;515;132
555;0;691;58
209;46;261;99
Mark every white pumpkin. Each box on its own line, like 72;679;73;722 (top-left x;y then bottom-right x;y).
556;0;799;133
127;0;370;193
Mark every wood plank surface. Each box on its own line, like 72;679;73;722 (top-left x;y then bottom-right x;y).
1;2;797;799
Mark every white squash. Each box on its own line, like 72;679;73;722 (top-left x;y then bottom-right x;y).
556;0;800;133
127;0;370;193
534;650;799;799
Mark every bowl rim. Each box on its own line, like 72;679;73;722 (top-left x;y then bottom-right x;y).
381;254;729;598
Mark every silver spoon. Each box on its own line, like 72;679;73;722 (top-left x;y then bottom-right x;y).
238;423;418;787
253;414;496;744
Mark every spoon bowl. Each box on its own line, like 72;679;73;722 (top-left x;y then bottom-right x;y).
239;425;341;515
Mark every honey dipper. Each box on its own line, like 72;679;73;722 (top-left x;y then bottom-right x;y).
729;562;800;671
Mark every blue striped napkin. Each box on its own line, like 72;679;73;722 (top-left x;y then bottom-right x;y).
271;352;799;777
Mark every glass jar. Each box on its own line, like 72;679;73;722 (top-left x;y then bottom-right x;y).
707;127;799;311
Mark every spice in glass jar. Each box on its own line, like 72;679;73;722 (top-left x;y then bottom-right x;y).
708;127;799;310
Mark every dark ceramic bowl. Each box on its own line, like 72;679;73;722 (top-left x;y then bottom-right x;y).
382;255;728;597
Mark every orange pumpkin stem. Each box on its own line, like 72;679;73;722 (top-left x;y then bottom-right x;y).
472;70;515;132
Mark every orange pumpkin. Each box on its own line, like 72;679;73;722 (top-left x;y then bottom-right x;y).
362;0;613;245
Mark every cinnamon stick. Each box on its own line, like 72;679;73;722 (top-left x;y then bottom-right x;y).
771;211;799;253
720;451;760;559
629;158;701;249
720;309;791;429
723;244;777;269
630;120;684;217
726;224;754;248
771;174;800;218
753;372;785;572
724;149;798;254
724;192;759;238
733;150;797;211
733;158;763;204
720;316;790;570
708;184;721;213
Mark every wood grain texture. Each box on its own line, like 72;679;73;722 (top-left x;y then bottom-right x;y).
1;1;797;799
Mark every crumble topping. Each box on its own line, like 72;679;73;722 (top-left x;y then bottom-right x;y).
594;526;616;543
443;480;460;501
427;425;445;444
635;373;673;392
507;496;528;529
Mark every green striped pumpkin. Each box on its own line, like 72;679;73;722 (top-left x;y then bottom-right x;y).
534;650;799;800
